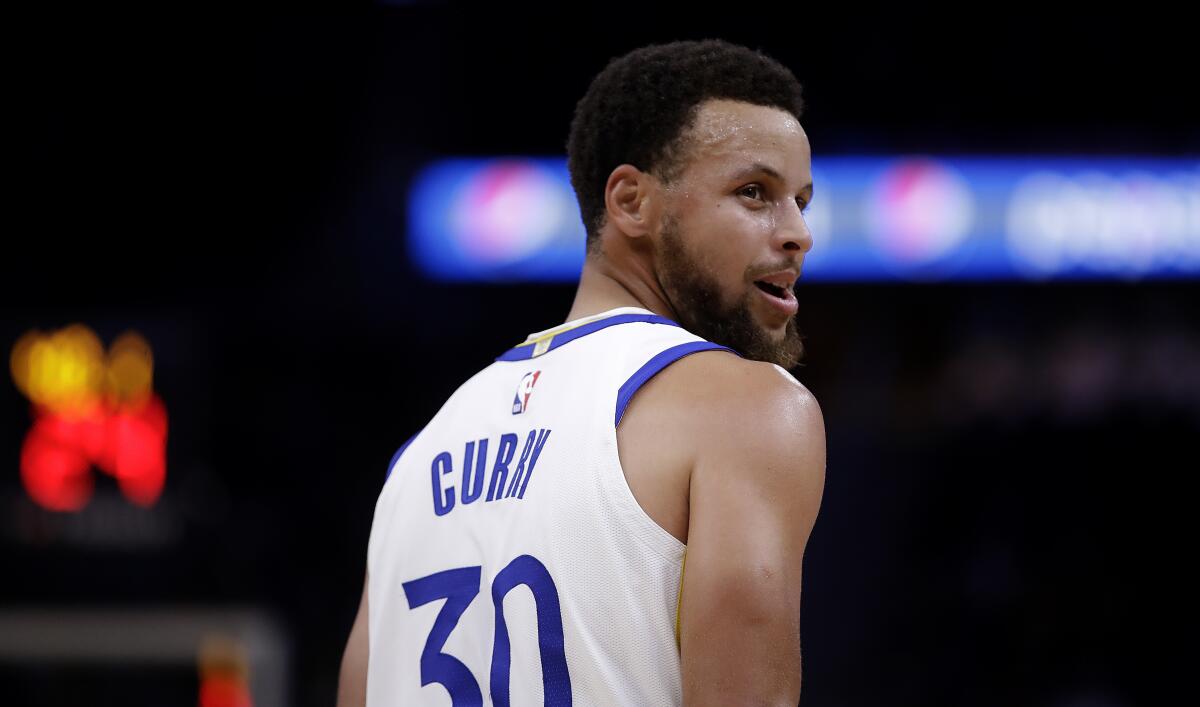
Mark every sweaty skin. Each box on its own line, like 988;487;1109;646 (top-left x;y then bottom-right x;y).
338;99;826;706
595;100;824;705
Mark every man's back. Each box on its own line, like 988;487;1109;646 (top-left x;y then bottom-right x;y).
365;307;731;705
343;40;827;706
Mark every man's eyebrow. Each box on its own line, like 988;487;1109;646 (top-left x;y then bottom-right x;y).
731;163;814;197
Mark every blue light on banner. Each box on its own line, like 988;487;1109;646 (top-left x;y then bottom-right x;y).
408;158;586;282
408;157;1200;283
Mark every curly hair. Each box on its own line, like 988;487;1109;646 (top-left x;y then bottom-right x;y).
566;39;805;252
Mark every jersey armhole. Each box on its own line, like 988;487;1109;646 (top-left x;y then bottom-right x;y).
611;341;734;652
614;341;735;427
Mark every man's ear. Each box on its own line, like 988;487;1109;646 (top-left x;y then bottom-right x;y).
603;164;658;239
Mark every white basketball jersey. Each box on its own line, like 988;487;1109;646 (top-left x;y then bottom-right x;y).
366;306;733;706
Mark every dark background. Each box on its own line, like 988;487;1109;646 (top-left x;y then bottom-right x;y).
3;3;1197;706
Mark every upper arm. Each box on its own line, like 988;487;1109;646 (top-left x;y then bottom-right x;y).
337;573;370;707
678;362;826;705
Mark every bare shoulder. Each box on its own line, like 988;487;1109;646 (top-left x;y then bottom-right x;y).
692;354;823;488
646;350;825;461
616;349;825;545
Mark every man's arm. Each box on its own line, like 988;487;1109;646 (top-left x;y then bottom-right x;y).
336;573;369;707
679;360;826;705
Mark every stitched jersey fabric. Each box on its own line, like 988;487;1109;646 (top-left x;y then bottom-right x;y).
366;307;731;706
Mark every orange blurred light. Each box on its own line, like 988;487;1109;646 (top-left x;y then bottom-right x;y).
106;331;154;406
199;676;253;707
198;636;254;707
11;325;168;511
11;325;106;417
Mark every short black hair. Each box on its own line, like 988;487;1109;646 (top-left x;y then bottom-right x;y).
566;39;805;251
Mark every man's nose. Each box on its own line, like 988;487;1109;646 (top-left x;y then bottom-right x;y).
774;200;814;254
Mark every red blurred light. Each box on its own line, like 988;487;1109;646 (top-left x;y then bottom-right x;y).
20;427;93;512
198;675;253;707
107;396;168;507
19;394;168;511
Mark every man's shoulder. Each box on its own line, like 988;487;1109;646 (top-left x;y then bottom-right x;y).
636;349;823;456
663;348;817;414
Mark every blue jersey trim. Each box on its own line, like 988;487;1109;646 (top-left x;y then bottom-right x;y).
614;341;736;427
385;429;422;481
496;313;680;361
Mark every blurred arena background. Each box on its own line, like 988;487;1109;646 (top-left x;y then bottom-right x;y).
3;3;1197;706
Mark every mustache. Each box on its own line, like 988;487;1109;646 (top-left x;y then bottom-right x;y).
746;262;800;282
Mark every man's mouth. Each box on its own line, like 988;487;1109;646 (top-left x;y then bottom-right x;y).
753;280;788;298
752;279;799;316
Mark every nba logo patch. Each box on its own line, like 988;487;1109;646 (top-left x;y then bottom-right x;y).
512;370;541;415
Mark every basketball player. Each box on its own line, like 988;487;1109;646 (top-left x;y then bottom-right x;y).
338;39;826;706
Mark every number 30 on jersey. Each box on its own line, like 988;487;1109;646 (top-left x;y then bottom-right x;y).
402;554;573;706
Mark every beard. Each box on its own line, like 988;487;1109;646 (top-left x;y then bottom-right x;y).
654;215;805;370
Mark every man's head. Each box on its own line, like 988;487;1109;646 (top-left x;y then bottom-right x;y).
566;40;814;368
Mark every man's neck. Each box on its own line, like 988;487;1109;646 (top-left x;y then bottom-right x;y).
565;255;679;324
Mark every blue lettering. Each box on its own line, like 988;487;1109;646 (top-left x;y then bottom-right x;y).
505;431;537;498
431;451;455;516
518;429;551;499
461;439;489;505
486;433;519;502
506;429;552;498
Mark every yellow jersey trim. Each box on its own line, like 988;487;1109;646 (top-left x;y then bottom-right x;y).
675;549;686;651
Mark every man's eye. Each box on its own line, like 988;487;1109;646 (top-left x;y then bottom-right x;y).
797;198;811;214
740;185;764;201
